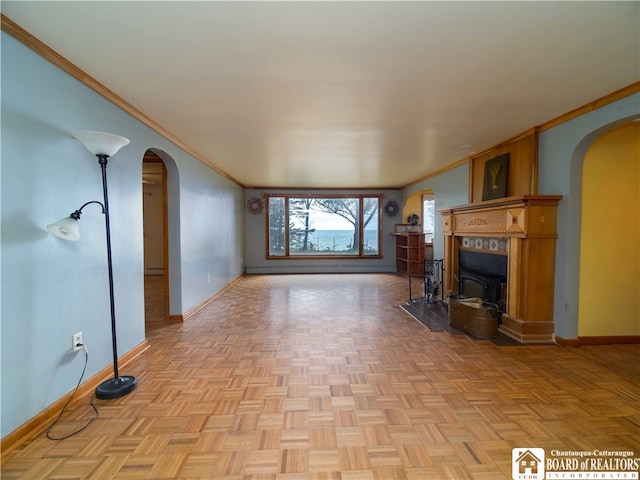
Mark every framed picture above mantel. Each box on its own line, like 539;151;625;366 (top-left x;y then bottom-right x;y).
482;153;509;201
468;128;538;203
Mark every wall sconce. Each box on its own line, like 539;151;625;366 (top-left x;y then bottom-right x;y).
47;130;137;400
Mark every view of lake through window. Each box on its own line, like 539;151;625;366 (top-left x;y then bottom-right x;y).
267;195;381;258
303;229;378;252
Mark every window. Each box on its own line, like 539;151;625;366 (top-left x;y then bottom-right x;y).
267;195;381;258
422;195;435;243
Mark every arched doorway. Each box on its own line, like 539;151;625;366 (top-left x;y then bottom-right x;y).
403;188;436;259
577;122;639;338
143;151;169;330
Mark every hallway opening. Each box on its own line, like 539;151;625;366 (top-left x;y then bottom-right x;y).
143;151;169;331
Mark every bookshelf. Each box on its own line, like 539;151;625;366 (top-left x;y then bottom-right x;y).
392;225;425;276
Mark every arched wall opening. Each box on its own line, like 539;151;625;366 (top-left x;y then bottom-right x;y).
578;122;639;338
402;189;434;227
142;148;182;326
142;151;168;329
554;109;640;342
402;188;436;261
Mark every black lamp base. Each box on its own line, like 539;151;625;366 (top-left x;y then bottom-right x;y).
95;375;137;400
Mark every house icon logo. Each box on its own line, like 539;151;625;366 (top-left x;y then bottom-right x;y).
512;448;545;480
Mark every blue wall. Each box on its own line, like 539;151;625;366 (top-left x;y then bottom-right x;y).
0;33;244;437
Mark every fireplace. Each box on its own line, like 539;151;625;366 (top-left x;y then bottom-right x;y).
440;195;562;343
458;250;507;310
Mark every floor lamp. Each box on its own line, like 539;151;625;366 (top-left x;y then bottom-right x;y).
47;130;137;400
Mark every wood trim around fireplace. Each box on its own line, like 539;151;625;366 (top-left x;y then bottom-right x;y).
440;195;562;344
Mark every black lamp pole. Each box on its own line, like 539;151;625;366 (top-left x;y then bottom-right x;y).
94;153;137;400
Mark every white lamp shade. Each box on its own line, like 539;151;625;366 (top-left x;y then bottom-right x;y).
47;217;80;241
72;130;130;157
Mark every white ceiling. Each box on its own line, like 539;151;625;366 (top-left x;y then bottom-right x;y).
2;1;639;189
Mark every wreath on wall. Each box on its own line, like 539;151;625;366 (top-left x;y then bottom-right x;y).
246;196;264;215
383;199;400;217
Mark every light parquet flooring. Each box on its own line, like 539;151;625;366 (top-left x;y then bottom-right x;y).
3;274;639;479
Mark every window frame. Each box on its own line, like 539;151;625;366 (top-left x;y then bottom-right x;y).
422;194;436;243
265;193;383;259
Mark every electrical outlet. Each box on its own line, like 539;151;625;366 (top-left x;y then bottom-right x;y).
72;332;82;353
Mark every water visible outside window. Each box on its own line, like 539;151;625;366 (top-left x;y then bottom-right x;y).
268;196;380;257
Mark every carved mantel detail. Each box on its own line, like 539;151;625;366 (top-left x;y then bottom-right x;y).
469;218;488;226
440;195;563;344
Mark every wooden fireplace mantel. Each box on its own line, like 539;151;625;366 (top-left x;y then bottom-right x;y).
440;195;563;343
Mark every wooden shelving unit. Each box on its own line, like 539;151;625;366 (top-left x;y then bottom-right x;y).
392;225;425;276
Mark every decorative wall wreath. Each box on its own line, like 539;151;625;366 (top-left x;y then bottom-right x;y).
407;214;420;225
246;196;264;215
383;199;400;217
